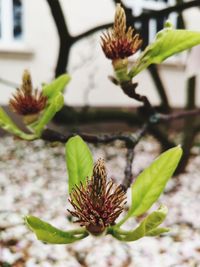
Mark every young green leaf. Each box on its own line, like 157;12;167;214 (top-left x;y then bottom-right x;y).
0;107;36;140
129;25;200;78
137;205;168;234
128;146;182;217
32;92;64;135
25;215;88;244
110;205;168;242
42;74;71;101
146;227;170;236
25;74;70;134
65;136;93;193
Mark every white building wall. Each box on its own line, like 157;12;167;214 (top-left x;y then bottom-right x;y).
0;0;199;107
0;0;59;103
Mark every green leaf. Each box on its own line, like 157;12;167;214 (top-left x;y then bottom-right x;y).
32;92;64;135
28;74;70;134
129;24;200;78
128;146;182;217
65;136;93;193
137;205;168;233
25;215;88;244
110;205;168;242
42;74;71;101
0;107;36;140
146;227;170;236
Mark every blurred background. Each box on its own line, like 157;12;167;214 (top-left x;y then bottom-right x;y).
0;1;200;267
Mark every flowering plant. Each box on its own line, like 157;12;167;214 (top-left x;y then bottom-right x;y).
0;70;70;140
1;3;200;245
25;136;182;243
101;4;200;86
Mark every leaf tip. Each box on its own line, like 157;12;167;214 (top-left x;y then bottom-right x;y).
169;145;183;158
176;144;183;155
158;204;168;214
24;215;33;230
164;20;173;29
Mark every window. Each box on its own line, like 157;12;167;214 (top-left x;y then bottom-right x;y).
0;0;23;45
123;0;177;42
123;0;185;65
13;0;23;40
124;0;173;16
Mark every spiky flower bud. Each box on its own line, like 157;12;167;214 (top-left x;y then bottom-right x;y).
9;70;47;117
68;158;126;235
101;4;142;61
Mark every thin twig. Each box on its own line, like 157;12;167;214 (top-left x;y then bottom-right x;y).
41;122;149;191
41;104;200;191
157;109;200;122
120;82;155;115
122;148;135;192
42;129;142;146
148;65;170;111
121;123;149;191
41;124;149;191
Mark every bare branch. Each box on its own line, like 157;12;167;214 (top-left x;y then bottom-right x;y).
157;109;200;122
121;123;149;191
121;148;134;192
121;82;155;114
46;0;73;75
41;128;142;146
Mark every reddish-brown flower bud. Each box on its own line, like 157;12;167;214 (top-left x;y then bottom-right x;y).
68;159;126;235
9;70;47;116
101;4;142;60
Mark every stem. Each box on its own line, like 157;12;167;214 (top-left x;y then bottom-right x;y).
157;109;200;121
176;76;197;174
114;212;131;228
67;227;88;236
121;148;134;191
121;124;149;191
120;82;155;114
41;129;145;145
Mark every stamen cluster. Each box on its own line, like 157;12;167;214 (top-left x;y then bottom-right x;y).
68;159;126;235
101;4;142;60
9;70;47;116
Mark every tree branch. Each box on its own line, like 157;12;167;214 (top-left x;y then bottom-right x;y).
120;81;155;114
157;109;200;122
122;148;134;191
53;105;200;150
42;123;149;191
148;65;170;112
42;128;143;146
41;101;200;190
46;0;74;75
121;124;149;191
